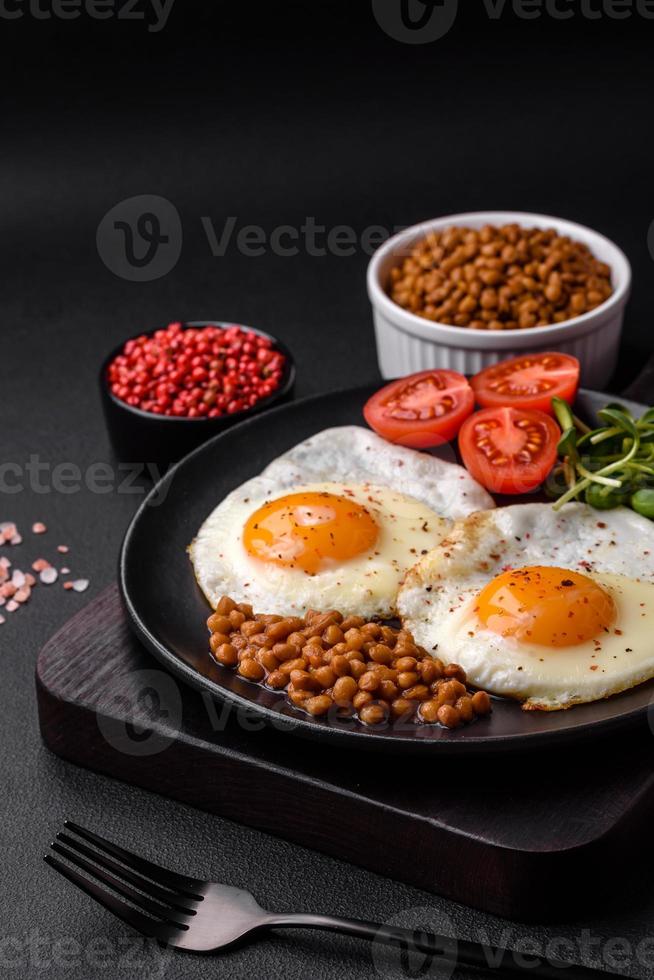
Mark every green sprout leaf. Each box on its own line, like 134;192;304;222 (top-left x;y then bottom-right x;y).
597;406;639;440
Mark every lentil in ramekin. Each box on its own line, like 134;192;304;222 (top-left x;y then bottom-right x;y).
388;223;613;331
368;212;631;390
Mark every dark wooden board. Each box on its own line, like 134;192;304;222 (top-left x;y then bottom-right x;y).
36;584;654;923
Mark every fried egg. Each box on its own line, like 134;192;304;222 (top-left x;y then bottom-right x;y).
398;503;654;710
189;426;494;619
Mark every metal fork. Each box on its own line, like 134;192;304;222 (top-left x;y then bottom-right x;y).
45;822;629;980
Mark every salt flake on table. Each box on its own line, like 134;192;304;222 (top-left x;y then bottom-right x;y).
11;570;25;589
6;600;19;612
70;579;89;593
57;545;69;554
40;567;58;585
1;524;17;542
60;567;70;575
10;534;22;546
32;523;47;535
15;587;31;603
32;559;50;572
0;615;5;625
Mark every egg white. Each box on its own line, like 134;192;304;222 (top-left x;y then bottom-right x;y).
189;425;494;619
255;426;495;521
398;503;654;710
190;482;449;619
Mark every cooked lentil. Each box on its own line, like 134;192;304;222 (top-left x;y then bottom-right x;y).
207;597;492;730
388;224;613;330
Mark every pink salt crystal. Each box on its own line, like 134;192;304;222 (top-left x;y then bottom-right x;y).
32;523;47;535
10;534;22;545
71;579;89;593
57;545;69;554
40;567;58;585
14;586;31;603
0;556;10;569
60;567;70;575
0;567;7;585
24;573;36;587
1;583;16;598
6;600;19;612
0;523;16;540
11;570;25;588
0;615;5;624
32;559;50;572
63;582;74;591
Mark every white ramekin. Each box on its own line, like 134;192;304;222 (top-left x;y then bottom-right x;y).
367;211;632;390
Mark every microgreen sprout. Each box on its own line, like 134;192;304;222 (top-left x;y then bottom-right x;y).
551;398;654;517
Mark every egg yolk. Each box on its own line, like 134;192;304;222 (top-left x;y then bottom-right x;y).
243;492;379;575
476;566;617;648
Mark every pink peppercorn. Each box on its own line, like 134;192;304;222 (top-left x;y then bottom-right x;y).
107;323;286;419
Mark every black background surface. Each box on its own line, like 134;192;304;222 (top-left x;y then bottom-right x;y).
2;2;654;978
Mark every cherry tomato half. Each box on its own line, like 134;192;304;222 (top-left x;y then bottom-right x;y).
459;406;561;495
470;353;580;415
364;370;475;448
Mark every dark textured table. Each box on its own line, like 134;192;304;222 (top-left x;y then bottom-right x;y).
2;3;654;978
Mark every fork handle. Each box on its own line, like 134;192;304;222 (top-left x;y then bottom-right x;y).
265;914;626;979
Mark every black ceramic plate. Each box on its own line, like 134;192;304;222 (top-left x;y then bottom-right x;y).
120;385;654;755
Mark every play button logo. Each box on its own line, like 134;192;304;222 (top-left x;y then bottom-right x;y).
372;0;459;43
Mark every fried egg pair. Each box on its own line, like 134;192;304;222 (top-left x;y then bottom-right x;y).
189;425;494;619
398;503;654;710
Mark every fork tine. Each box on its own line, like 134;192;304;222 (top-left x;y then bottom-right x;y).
64;821;203;898
50;842;191;928
56;833;198;914
44;855;181;945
